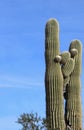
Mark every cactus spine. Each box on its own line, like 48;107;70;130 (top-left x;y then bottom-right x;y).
45;19;65;129
65;40;82;130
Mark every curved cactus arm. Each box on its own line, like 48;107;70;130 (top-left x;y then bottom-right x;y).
60;52;75;101
61;58;75;77
54;51;75;77
54;51;75;99
60;51;70;64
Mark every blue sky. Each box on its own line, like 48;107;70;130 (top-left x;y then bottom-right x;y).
0;0;84;129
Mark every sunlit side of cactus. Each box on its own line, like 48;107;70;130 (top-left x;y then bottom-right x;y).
45;19;65;130
65;40;82;130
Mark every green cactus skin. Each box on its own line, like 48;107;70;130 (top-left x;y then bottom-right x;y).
61;58;75;77
63;76;70;90
60;52;70;64
60;52;75;101
45;19;65;130
65;40;82;130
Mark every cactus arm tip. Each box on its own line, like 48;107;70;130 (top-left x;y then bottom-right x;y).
45;18;59;31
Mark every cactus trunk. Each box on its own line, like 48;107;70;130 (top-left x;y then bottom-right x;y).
45;19;65;130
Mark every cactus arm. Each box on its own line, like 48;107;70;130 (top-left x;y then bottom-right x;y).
60;51;70;64
65;40;82;130
61;58;75;77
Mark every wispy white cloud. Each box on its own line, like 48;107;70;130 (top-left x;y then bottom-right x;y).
0;75;44;88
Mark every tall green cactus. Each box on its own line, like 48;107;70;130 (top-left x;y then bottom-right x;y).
45;19;65;129
45;18;82;130
65;40;82;130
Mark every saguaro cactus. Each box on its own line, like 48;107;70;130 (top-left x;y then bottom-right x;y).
65;40;82;130
45;19;65;129
45;18;82;130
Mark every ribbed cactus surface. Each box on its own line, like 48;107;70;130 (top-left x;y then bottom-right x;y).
65;40;82;130
45;19;65;130
45;18;82;130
